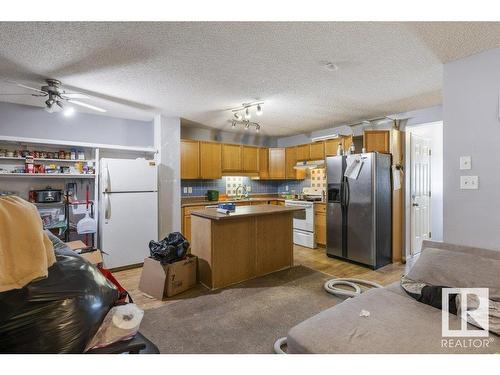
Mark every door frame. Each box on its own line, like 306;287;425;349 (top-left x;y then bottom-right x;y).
404;121;442;260
409;132;431;256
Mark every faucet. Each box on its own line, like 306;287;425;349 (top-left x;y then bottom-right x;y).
235;184;248;200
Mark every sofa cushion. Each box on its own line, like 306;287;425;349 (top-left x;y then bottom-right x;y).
287;288;499;354
406;248;500;299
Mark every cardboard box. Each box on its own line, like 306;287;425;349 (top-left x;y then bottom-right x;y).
139;255;197;299
65;240;103;265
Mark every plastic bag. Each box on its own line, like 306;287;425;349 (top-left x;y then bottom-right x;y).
0;247;119;353
85;303;144;351
149;232;189;265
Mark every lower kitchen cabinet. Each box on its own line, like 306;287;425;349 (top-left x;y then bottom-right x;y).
314;203;326;246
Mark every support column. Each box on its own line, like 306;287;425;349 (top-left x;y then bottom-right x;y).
154;114;181;238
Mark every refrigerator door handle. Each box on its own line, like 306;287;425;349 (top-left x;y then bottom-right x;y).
103;165;111;193
104;193;111;220
345;179;350;206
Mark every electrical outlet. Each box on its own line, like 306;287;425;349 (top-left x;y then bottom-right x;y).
188;187;193;194
183;187;188;194
285;185;289;191
460;176;479;190
460;156;471;170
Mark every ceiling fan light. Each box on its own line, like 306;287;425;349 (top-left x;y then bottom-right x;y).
256;104;263;116
63;106;75;117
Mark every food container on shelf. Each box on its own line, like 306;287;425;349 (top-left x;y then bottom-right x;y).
31;187;63;203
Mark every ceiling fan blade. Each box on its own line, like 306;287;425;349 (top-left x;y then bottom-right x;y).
0;93;42;95
5;80;45;94
62;92;90;99
68;99;106;113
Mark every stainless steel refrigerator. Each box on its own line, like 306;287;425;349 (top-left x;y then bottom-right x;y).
326;152;392;269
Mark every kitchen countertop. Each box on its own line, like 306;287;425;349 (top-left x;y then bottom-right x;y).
181;196;286;207
190;204;305;220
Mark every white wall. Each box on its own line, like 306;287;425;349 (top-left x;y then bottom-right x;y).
277;105;442;147
405;122;443;256
443;46;500;251
0;102;154;147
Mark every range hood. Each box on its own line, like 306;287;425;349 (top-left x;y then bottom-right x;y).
293;160;325;170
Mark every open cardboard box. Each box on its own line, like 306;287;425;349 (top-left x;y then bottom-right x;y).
139;254;197;299
65;240;103;265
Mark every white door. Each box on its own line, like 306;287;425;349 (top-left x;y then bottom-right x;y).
101;192;158;268
410;133;431;255
101;158;157;193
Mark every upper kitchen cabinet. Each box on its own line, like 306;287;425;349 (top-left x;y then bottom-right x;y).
342;135;353;152
285;147;305;180
296;144;310;161
221;144;242;172
324;138;342;156
268;148;286;179
258;148;269;179
200;142;222;179
242;146;259;172
363;130;390;153
181;139;200;179
309;141;325;160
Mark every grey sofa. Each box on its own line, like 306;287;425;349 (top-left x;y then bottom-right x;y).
287;240;500;354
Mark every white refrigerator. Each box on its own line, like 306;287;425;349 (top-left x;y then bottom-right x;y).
99;158;158;269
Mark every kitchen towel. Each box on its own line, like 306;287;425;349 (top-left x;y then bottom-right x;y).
0;195;56;292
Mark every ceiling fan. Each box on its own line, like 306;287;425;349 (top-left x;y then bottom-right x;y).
2;78;107;114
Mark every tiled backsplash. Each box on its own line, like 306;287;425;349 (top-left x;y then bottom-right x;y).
181;176;311;197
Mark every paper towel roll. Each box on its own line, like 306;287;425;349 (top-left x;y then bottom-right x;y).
111;304;144;330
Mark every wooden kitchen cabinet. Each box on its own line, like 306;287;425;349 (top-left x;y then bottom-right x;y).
310;141;325;160
268;148;286;179
324;138;342;156
285;147;305;180
200;142;222;179
296;144;310;161
182;205;206;242
342;135;353;152
242;146;259;172
221;144;242;172
181;140;200;179
363;130;390;153
314;203;326;246
258;148;269;178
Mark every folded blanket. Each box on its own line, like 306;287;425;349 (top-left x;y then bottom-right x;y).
0;195;56;292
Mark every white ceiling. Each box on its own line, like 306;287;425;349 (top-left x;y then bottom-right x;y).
1;22;500;136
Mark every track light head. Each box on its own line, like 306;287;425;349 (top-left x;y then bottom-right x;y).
244;107;251;120
231;120;236;128
234;112;242;120
255;125;260;133
256;104;263;116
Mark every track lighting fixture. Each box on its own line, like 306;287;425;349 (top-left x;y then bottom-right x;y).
234;112;242;120
230;119;261;133
256;124;260;133
231;120;237;128
245;107;251;120
256;104;263;116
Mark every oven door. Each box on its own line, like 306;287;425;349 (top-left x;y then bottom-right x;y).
286;201;314;232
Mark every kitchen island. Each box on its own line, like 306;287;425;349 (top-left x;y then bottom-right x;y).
190;205;304;290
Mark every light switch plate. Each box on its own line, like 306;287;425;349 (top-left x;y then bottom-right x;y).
460;156;471;170
246;185;252;192
188;187;193;194
183;187;188;194
460;176;479;190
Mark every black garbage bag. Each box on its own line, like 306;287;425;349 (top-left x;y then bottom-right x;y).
0;247;119;353
149;232;190;265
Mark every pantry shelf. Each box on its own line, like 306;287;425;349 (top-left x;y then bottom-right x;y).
0;156;95;163
0;173;96;179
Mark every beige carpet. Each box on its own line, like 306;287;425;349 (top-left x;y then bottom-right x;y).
139;266;340;353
